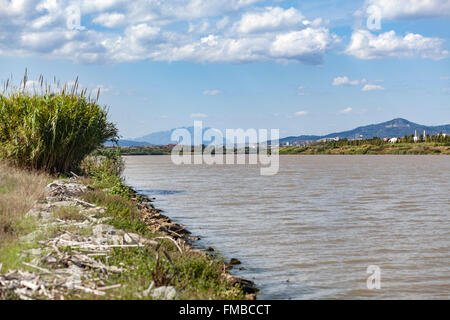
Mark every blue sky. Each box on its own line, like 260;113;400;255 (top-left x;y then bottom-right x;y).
0;0;449;138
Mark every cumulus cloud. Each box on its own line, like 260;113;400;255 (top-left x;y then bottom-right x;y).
361;84;385;91
234;7;304;33
363;0;450;20
295;111;308;116
346;29;448;60
332;76;367;86
332;76;384;91
0;2;338;65
203;89;222;95
93;12;126;28
269;27;338;64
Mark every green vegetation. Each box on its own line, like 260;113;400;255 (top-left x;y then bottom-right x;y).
83;245;242;300
1;150;246;300
75;155;245;300
80;148;135;198
53;206;85;221
280;136;450;155
116;145;273;156
0;76;118;173
118;146;173;155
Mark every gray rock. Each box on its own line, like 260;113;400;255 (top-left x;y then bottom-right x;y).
123;233;141;244
151;286;178;300
92;224;119;237
45;180;88;201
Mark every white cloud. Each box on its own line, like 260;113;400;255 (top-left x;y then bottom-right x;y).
80;0;127;14
149;27;337;64
339;107;353;114
234;7;304;33
346;29;448;60
216;16;230;30
80;0;260;20
0;2;337;65
203;89;222;95
297;85;308;96
332;76;367;86
190;113;208;118
363;0;450;20
90;84;111;95
362;84;385;91
93;13;126;28
295;111;308;116
333;76;383;90
440;76;450;80
270;27;338;64
188;20;211;34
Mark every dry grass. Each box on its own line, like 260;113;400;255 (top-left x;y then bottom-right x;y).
0;162;49;242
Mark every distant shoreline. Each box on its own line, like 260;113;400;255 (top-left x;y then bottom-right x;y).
113;141;450;156
279;142;450;155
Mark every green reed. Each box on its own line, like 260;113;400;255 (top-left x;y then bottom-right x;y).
0;74;118;173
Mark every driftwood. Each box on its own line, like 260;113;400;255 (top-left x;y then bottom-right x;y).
97;284;122;291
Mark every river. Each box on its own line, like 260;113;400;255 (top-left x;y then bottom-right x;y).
123;155;450;299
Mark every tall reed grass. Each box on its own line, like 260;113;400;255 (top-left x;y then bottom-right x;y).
0;75;118;173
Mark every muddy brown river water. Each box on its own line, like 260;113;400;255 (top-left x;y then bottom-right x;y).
123;155;450;299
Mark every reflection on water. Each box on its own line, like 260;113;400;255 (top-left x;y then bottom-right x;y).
138;189;184;196
123;155;450;300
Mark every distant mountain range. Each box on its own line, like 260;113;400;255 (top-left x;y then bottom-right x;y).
280;118;450;144
111;118;450;147
113;126;223;147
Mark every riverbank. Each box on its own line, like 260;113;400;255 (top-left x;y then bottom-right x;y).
112;141;450;156
0;162;257;300
280;142;450;155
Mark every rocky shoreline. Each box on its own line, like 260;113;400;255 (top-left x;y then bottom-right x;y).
130;188;258;298
0;179;257;300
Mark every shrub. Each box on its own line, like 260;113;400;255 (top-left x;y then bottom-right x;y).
0;77;118;173
81;149;124;186
80;148;134;198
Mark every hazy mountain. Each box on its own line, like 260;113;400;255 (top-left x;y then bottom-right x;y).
105;140;153;147
133;126;224;145
281;118;450;143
